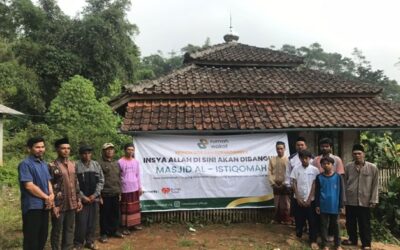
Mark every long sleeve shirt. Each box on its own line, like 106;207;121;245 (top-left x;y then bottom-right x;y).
268;156;289;186
344;161;379;207
118;157;141;194
315;173;345;214
76;160;104;200
98;158;121;196
48;158;80;211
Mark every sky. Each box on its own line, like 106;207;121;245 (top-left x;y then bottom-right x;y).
56;0;400;82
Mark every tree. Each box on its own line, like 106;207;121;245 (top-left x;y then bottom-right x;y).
0;39;45;115
140;51;183;78
0;0;18;40
46;75;128;155
280;43;400;102
70;0;140;95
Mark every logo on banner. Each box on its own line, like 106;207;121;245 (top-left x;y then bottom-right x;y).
197;138;208;149
173;201;181;208
161;187;181;195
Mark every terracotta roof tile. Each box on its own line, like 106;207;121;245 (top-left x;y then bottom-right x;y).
121;98;400;132
124;65;380;97
184;43;304;66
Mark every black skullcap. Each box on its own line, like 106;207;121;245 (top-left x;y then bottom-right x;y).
320;156;335;164
54;138;69;148
79;145;93;154
352;144;365;152
298;150;312;158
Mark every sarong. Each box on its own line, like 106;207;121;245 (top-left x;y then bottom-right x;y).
120;191;141;227
273;186;291;223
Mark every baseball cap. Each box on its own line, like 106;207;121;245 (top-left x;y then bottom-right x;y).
102;142;115;150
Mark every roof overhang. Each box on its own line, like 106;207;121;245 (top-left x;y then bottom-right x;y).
121;127;400;136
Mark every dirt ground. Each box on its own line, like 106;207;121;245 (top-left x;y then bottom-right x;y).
99;223;400;250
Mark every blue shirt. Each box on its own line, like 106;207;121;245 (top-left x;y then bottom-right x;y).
18;156;51;214
315;172;344;214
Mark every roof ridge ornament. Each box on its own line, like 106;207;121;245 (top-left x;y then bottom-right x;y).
223;13;239;43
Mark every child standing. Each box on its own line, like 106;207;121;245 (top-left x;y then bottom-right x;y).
315;156;345;250
290;150;320;250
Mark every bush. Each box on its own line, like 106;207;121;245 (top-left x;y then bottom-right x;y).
0;186;22;249
0;159;19;187
373;176;400;243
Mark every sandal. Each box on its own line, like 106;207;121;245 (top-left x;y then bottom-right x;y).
311;242;319;250
341;239;357;246
84;243;99;250
122;229;131;235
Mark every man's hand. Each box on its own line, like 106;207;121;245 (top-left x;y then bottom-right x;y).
77;201;83;212
296;198;305;207
370;203;377;208
139;188;143;196
315;207;320;215
340;208;345;214
52;206;60;218
88;194;96;203
44;194;54;209
81;196;91;204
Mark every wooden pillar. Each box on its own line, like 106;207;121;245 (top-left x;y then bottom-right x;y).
0;114;3;166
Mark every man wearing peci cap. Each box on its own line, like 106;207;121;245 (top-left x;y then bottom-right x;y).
342;144;379;250
49;138;82;250
98;143;123;243
74;145;104;250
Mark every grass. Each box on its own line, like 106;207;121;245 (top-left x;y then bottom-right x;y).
0;186;23;249
177;237;195;247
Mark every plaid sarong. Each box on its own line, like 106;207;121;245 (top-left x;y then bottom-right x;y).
120;191;141;227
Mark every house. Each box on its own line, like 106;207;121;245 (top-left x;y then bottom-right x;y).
110;35;400;164
110;34;400;221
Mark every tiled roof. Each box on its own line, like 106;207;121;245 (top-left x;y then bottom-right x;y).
123;65;381;97
184;43;304;66
121;97;400;132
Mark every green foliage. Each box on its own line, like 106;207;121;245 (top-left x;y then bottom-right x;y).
73;0;139;95
140;51;183;79
0;0;17;40
280;43;400;102
0;187;22;249
2;0;141;107
361;131;400;168
4;122;59;161
373;177;400;242
137;37;211;80
0;159;19;187
0;39;46;115
46;75;130;157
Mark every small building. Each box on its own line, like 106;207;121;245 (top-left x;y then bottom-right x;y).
110;35;400;221
0;104;24;166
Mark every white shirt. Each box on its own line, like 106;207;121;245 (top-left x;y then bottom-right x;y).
284;153;314;186
290;164;319;202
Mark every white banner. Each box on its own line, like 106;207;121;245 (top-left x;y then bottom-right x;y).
134;133;289;211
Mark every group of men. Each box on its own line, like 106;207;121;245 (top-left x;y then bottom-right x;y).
18;137;142;250
268;137;379;250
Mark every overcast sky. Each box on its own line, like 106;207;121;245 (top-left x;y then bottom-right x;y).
56;0;400;82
